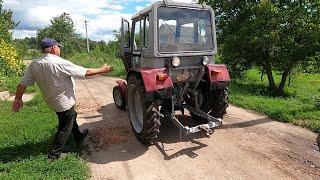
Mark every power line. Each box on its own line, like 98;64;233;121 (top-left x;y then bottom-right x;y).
89;0;118;21
83;0;118;52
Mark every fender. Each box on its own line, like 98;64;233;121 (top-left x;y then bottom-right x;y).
129;68;173;92
206;64;230;82
116;80;127;99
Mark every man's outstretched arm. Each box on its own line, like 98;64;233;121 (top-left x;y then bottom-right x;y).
85;64;113;77
12;84;27;112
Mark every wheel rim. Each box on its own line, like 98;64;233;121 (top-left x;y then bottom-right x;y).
113;88;123;107
128;84;143;133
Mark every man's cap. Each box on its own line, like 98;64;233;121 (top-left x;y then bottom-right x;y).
41;38;63;49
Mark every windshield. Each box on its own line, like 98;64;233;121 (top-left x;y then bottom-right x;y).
158;7;213;53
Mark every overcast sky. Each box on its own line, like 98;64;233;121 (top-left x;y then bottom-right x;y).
3;0;193;42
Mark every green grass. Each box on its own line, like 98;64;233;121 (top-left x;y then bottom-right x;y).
0;92;88;179
229;69;320;132
69;52;126;79
0;72;37;93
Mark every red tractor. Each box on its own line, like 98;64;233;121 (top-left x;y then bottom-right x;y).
113;1;230;144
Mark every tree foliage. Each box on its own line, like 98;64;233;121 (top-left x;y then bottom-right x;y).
37;13;81;56
35;13;120;57
0;0;18;42
0;38;23;75
202;0;320;94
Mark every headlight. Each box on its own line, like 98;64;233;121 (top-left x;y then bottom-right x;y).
203;56;210;65
172;57;180;67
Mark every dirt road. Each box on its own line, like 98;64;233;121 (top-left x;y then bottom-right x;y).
75;76;320;180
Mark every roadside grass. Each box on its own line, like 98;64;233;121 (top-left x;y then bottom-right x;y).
0;72;37;93
229;69;320;133
69;52;126;79
0;92;88;179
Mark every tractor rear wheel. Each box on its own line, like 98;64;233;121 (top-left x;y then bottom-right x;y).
190;88;228;123
127;74;161;144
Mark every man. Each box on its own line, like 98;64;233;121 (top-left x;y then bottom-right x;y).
11;38;113;161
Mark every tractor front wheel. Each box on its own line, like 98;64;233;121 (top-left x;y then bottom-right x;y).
127;74;161;144
113;86;126;110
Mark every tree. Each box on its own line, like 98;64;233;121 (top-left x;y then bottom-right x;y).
202;0;320;95
37;13;82;56
0;0;18;42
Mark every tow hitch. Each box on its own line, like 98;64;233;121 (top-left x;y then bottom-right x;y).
161;96;222;138
169;108;222;137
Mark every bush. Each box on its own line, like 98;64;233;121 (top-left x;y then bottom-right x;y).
0;38;24;75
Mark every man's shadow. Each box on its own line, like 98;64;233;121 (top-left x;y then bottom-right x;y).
0;136;54;163
0;128;83;163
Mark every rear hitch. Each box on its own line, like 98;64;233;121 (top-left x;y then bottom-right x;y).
198;125;214;137
162;97;222;138
170;115;220;137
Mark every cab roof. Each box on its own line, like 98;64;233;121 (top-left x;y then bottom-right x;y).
131;1;212;20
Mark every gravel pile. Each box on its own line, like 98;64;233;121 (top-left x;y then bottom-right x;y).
88;126;131;151
75;98;103;114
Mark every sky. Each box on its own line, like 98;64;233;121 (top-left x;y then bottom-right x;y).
3;0;194;42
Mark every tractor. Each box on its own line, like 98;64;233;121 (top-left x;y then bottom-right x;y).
112;0;230;144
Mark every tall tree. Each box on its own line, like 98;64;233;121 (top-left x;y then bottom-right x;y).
37;13;82;56
202;0;320;94
0;0;18;42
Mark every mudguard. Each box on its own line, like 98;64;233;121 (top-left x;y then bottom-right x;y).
130;68;173;92
206;64;230;82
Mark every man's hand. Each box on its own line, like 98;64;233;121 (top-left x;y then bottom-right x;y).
101;64;113;73
12;99;23;112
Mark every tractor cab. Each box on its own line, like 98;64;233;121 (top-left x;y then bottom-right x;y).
120;1;217;71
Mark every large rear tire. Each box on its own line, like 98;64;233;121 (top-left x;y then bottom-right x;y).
190;88;228;123
127;74;161;144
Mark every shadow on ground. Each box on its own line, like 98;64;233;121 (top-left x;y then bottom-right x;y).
153;115;209;160
219;117;272;129
80;102;316;164
78;103;215;164
0;137;52;163
0;132;81;163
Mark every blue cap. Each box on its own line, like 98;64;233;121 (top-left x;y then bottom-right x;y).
41;38;62;49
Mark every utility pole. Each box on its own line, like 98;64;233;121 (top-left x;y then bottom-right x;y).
85;20;90;53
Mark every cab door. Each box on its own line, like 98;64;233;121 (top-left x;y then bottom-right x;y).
120;18;131;70
131;19;142;69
